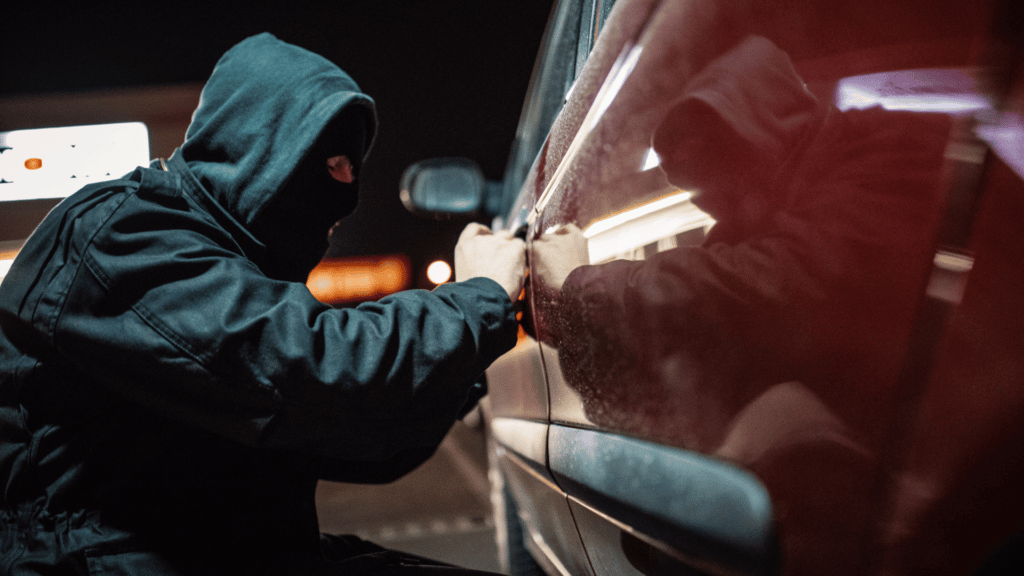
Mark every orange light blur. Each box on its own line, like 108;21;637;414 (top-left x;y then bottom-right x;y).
306;255;411;304
24;158;43;170
0;247;20;284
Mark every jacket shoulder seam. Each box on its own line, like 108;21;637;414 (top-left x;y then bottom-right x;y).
42;184;138;337
80;251;216;367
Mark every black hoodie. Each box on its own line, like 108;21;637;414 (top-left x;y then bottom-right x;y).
0;33;517;574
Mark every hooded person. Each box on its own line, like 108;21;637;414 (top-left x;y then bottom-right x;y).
0;33;522;575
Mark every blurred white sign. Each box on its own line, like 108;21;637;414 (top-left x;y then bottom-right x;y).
0;122;150;284
0;122;150;202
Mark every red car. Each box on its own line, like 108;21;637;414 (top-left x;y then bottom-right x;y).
402;0;1024;574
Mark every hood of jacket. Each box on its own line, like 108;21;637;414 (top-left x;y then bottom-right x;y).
177;32;377;281
652;35;821;221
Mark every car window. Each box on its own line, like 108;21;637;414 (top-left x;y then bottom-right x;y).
575;0;619;82
497;0;583;219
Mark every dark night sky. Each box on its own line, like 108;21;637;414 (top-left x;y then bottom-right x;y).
0;1;553;286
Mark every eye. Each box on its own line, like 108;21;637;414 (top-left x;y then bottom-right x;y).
326;155;355;184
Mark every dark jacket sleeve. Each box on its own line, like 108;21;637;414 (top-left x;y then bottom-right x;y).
35;170;518;463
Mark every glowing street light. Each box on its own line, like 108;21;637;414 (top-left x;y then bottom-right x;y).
426;260;452;285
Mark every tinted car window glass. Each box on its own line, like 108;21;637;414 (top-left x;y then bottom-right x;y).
525;0;661;225
576;1;620;82
521;0;1012;573
499;0;583;216
575;0;596;80
596;0;616;30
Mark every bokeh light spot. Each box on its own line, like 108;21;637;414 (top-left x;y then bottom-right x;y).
426;260;452;285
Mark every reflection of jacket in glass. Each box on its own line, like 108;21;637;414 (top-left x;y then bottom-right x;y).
0;33;517;574
556;36;950;450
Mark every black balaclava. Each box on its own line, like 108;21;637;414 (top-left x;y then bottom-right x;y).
176;33;378;283
250;107;369;282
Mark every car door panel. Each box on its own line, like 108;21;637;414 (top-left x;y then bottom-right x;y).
498;446;596;576
522;0;1008;574
486;338;549;423
870;63;1024;575
549;424;775;575
482;2;600;574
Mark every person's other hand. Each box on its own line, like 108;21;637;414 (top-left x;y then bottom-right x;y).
455;223;526;303
533;223;589;292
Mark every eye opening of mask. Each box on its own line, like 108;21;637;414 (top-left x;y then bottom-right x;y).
316;105;370;184
326;155;354;183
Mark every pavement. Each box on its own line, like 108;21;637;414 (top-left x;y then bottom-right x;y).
316;417;503;573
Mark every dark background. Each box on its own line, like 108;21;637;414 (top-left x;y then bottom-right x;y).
1;1;553;286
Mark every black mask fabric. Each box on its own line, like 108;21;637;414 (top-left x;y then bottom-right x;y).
250;109;367;283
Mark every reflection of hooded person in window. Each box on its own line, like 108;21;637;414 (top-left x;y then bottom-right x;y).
0;33;523;575
544;35;950;452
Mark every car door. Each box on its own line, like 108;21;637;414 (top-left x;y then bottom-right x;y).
484;1;607;574
525;1;776;573
518;0;1018;574
871;13;1024;573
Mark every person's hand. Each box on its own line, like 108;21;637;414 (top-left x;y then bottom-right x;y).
455;223;526;303
532;223;589;292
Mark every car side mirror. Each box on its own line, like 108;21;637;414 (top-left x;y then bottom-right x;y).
400;158;485;217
